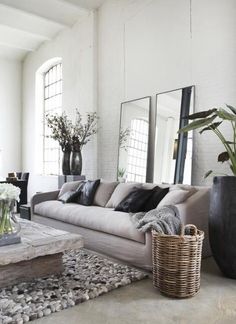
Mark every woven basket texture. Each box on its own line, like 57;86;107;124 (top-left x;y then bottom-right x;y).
152;224;204;298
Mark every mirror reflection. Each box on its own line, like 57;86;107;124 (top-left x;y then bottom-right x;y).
153;86;194;184
118;97;151;183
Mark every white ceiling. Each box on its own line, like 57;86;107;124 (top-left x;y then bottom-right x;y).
0;0;106;61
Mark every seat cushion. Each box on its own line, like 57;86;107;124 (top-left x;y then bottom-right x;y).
34;201;145;244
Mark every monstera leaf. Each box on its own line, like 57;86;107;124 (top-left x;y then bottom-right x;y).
186;109;217;120
218;152;229;163
226;104;236;115
179;116;217;133
179;104;236;177
199;122;222;134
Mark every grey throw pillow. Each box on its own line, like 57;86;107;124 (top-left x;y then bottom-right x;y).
59;180;83;197
93;180;119;207
158;188;197;207
105;182;142;208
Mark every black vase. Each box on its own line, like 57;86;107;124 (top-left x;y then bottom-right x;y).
62;150;71;175
70;150;82;175
210;176;236;278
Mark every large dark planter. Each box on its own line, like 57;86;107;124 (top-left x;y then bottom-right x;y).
210;176;236;278
70;150;82;175
62;150;71;175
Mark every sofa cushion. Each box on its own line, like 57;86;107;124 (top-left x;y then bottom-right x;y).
143;186;169;211
106;183;142;208
76;180;100;206
34;201;145;244
142;183;169;190
115;188;154;213
158;187;197;207
59;181;83;197
58;190;81;203
93;180;119;207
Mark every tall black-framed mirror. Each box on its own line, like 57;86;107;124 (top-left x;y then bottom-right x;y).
117;96;151;183
153;86;194;184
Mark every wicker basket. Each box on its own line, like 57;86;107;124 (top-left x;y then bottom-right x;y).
152;224;204;298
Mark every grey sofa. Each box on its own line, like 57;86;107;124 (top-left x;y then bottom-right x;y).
31;180;211;271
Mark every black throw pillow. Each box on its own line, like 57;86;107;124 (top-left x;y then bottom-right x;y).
58;190;81;203
143;186;169;212
114;188;154;213
76;179;100;206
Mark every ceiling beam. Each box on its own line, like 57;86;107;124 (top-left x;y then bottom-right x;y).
0;41;34;52
0;3;67;40
0;25;45;52
0;0;88;27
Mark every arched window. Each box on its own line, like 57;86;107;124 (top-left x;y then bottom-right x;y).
35;58;62;175
43;63;62;175
126;119;149;182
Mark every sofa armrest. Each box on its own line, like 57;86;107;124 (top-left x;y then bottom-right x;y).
175;187;211;257
31;190;60;213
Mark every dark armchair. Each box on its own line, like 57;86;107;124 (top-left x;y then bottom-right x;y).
13;172;30;211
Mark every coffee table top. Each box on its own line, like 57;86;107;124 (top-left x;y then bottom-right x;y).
0;219;84;266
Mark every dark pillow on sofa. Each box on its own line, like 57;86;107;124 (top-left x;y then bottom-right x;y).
58;190;81;203
143;186;169;212
114;187;154;213
76;179;100;206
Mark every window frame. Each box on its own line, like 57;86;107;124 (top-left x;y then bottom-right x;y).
42;62;63;176
126;118;149;183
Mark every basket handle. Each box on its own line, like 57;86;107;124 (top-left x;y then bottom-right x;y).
180;224;198;237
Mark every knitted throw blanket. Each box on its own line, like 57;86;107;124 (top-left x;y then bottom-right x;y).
130;205;182;235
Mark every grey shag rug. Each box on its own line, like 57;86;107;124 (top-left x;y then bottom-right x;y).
0;249;147;323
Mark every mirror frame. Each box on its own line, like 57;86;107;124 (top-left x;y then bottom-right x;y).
117;96;151;182
154;86;194;184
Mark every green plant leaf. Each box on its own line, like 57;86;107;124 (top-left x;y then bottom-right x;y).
226;104;236;115
218;151;229;163
229;164;236;176
183;109;217;120
178;115;217;133
225;141;235;144
216;109;236;121
204;170;213;178
199;122;222;134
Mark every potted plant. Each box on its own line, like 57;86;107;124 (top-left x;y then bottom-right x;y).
45;112;73;175
46;110;99;176
70;110;98;175
178;104;236;278
117;168;126;182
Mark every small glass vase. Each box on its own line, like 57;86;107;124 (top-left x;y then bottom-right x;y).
0;200;21;241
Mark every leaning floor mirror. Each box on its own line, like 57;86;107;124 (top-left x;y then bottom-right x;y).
153;86;194;185
118;97;151;183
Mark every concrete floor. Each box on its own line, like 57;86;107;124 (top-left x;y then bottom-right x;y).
35;257;236;324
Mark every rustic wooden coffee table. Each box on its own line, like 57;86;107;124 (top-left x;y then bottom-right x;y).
0;219;84;287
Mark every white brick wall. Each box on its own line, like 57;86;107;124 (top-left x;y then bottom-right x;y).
97;0;236;184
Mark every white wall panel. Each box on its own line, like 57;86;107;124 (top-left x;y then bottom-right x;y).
0;59;22;177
